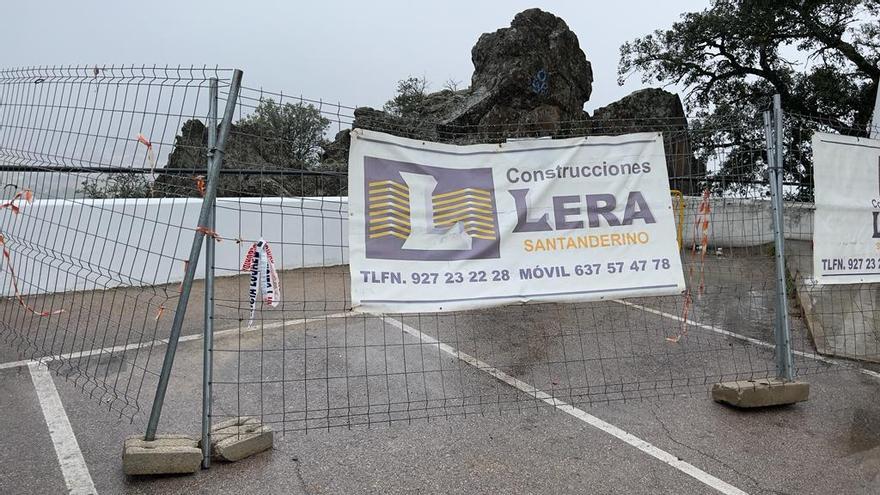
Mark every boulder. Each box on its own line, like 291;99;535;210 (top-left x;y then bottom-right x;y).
592;88;685;122
151;119;209;197
592;88;702;194
453;8;593;128
321;129;351;166
335;8;594;145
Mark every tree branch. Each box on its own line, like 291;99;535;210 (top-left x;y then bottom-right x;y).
798;6;880;79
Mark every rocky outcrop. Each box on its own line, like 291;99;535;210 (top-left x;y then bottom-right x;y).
593;88;685;123
151;119;208;197
592;88;702;194
321;129;351;165
454;8;592;127
156;8;701;197
325;8;702;193
153;119;346;198
343;8;593;142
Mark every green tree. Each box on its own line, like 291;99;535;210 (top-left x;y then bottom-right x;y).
383;76;429;117
238;98;330;169
619;0;880;198
84;99;333;199
146;99;336;199
79;172;152;199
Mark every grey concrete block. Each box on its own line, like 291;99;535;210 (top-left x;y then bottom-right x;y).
203;416;273;462
711;378;809;408
122;434;201;476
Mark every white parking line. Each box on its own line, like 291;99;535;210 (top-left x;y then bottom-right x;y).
28;361;96;495
613;299;880;380
0;312;351;371
0;357;30;370
1;314;352;494
384;316;749;495
6;302;875;495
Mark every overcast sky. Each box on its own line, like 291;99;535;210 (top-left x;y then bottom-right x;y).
1;1;709;113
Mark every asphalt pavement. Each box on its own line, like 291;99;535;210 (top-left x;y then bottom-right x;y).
2;253;880;494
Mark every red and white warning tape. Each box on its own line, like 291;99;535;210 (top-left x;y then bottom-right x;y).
0;189;33;215
241;239;281;327
137;133;157;175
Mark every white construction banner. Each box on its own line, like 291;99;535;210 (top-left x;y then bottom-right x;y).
348;129;685;313
813;132;880;284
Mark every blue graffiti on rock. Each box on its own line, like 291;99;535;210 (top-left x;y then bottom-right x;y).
531;69;548;95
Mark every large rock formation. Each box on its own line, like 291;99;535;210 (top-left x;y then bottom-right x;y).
327;8;702;192
152;8;701;197
349;8;593;140
592;88;700;193
452;8;592;127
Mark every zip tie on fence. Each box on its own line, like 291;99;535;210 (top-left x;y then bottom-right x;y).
195;175;206;197
241;239;281;327
0;189;33;215
195;226;222;241
154;260;190;322
0;234;65;317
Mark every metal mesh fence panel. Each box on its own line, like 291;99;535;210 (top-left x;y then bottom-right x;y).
1;67;865;431
205;88;848;434
0;66;235;419
785;113;880;364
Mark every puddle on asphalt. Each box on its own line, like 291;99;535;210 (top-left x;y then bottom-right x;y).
845;407;880;456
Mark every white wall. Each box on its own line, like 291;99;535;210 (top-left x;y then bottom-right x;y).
679;196;813;249
1;195;810;297
0;197;348;296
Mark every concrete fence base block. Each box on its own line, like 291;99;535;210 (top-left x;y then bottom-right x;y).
203;416;273;462
122;434;202;476
711;378;809;408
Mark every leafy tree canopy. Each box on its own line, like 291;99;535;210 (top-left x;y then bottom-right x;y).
383;76;429;117
237;98;330;169
79;172;152;199
86;99;336;199
620;0;879;131
619;0;880;198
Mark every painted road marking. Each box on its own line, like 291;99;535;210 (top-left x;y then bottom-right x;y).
4;306;877;380
384;316;749;495
0;312;352;371
613;299;880;380
5;305;875;494
3;305;878;383
28;361;96;495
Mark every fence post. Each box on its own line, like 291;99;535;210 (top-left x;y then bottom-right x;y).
871;83;880;139
144;69;243;441
201;77;219;468
769;94;794;381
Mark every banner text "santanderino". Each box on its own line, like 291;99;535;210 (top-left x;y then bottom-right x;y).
524;231;649;252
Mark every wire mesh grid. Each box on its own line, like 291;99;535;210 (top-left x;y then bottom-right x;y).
783;113;880;364
0;67;865;430
204;88;849;434
0;65;235;419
